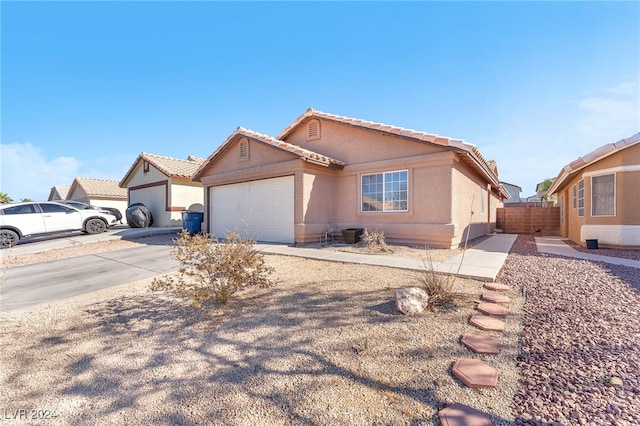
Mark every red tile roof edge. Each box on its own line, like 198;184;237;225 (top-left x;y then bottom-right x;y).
277;108;504;192
547;132;640;195
192;127;347;181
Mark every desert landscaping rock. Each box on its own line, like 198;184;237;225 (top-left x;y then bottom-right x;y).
394;286;429;315
502;236;640;424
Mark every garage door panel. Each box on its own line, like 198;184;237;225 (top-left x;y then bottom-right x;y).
209;176;294;243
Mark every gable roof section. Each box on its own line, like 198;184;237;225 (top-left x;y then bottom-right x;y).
48;184;71;201
192;127;348;181
547;132;640;196
119;152;205;187
278;108;508;197
69;177;127;200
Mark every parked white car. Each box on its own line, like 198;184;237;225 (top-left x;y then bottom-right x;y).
0;201;118;248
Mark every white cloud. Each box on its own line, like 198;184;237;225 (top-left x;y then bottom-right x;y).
576;80;640;147
0;143;81;201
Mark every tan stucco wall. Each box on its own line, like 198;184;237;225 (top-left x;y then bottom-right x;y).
199;125;502;248
559;143;640;246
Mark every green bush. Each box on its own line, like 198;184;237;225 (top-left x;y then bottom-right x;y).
151;230;274;308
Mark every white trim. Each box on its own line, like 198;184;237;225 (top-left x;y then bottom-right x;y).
582;164;640;177
581;225;640;247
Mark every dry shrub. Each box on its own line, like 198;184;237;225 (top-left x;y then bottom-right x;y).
359;229;390;252
414;251;464;310
151;230;274;308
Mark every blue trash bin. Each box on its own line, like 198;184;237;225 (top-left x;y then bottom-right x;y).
181;211;203;235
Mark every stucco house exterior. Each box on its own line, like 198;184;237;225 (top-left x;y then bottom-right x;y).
546;132;640;248
67;177;128;221
119;153;205;227
192;108;508;248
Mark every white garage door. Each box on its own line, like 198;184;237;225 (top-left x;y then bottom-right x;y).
209;176;294;243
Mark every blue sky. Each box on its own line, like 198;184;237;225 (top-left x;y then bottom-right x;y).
2;1;639;201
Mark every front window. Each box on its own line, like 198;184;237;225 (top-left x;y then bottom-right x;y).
591;174;615;216
577;179;585;217
361;170;408;212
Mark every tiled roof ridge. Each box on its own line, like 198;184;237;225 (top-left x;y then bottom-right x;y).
236;126;347;167
284;108;501;187
73;176;127;199
75;176;120;183
547;131;640;195
140;151;203;164
192;127;347;181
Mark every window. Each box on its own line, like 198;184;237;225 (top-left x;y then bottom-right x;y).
577;179;585;217
560;195;564;225
39;203;73;213
361;170;408;212
572;185;577;209
1;204;37;215
307;119;320;141
591;174;615;216
480;186;486;214
239;139;249;161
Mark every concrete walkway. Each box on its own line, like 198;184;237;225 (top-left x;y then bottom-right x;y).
257;234;518;282
535;237;640;269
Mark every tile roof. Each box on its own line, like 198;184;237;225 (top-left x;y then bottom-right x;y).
48;184;71;201
119;152;205;187
192;127;347;181
70;177;127;199
547;132;640;195
278;108;508;197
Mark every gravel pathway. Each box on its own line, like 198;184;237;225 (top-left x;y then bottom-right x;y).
499;236;640;425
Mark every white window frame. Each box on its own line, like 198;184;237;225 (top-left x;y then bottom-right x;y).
591;173;616;217
361;170;409;213
577;179;585;217
572;184;577;209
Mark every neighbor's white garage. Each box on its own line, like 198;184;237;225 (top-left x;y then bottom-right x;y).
208;176;294;243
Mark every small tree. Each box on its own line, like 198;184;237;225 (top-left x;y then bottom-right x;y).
151;230;274;308
0;192;13;204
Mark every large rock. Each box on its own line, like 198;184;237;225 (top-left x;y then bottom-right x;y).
394;287;429;315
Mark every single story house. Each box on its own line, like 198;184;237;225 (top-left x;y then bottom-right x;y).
67;176;128;218
546;132;640;248
119;152;205;227
48;184;71;201
192;108;508;248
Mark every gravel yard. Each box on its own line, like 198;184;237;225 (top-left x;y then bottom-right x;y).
1;234;638;425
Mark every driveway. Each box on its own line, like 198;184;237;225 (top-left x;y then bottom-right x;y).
1;244;180;312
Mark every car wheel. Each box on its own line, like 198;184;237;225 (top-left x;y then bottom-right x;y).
1;229;19;248
85;218;107;235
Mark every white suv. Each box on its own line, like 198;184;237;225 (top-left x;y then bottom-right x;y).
0;202;118;248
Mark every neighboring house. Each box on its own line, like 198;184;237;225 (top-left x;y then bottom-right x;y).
192;108;509;248
67;177;129;223
501;182;522;203
535;178;557;206
546;132;640;248
119;153;205;227
48;184;71;201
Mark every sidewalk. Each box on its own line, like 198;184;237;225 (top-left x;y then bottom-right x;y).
535;237;640;268
257;234;518;282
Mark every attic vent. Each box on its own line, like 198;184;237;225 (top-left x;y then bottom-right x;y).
307;119;321;141
239;139;249;160
143;160;150;173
